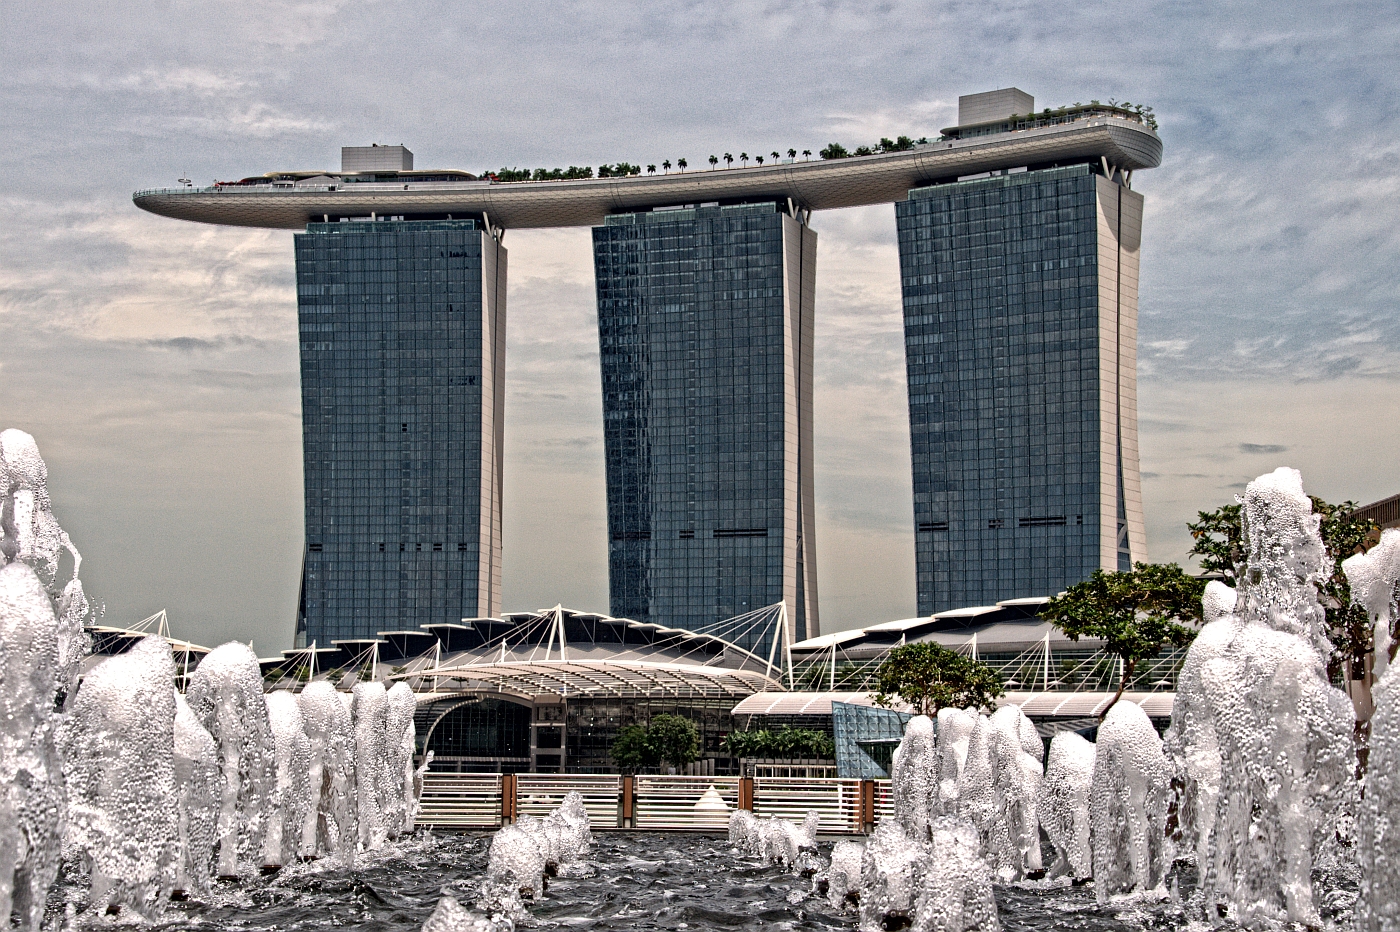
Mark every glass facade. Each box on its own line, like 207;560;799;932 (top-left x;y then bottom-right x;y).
592;203;819;652
293;219;507;646
831;701;912;779
896;164;1147;615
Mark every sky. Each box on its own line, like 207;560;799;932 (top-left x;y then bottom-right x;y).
2;0;1397;655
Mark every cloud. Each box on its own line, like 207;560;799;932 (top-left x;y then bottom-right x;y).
1239;443;1288;455
2;0;1398;646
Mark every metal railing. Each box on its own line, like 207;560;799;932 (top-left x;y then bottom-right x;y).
415;772;886;833
516;774;621;825
751;778;863;834
633;776;740;831
416;773;503;828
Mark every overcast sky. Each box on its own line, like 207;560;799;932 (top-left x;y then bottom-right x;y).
2;0;1397;654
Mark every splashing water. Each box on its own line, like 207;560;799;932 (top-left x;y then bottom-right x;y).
912;816;1000;932
172;690;218;895
297;680;358;864
1039;731;1094;881
1167;467;1357;925
1089;701;1171;902
826;839;864;908
858;820;926;932
985;705;1044;880
62;634;180;917
186;641;276;879
891;715;939;839
385;681;419;839
473;790;594;923
1347;528;1400;932
0;428;91;931
354;682;393;851
264;691;313;869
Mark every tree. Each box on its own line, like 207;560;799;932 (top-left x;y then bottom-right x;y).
723;152;733;167
1041;562;1204;716
708;154;718;169
802;149;812;160
873;641;1004;718
662;160;672;173
647;714;699;770
677;158;687;171
646;164;656;174
771;151;781;162
819;143;849;159
610;725;655;773
788;148;797;159
754;155;764;165
1189;496;1379;677
739;152;749;166
723;726;834;760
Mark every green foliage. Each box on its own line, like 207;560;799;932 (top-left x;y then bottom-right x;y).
1187;503;1244;580
723;726;835;760
1191;495;1379;672
1041;562;1204;713
597;162;642;178
819;142;850;159
486;165;595;182
647;714;700;769
609;714;701;773
1313;498;1380;672
610;725;654;773
873;641;1004;718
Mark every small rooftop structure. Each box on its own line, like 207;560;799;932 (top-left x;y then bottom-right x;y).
958;88;1035;126
342;144;413;172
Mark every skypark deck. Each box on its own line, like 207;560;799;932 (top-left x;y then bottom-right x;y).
133;114;1161;230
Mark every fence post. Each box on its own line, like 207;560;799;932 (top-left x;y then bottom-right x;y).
739;776;755;812
501;773;517;825
859;779;875;832
621;775;634;829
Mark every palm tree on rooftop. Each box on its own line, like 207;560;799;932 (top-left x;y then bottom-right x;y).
723;153;733;168
709;155;719;169
647;164;656;174
677;158;687;172
740;152;749;167
802;149;812;160
663;159;672;173
755;155;764;166
788;148;797;160
771;151;781;162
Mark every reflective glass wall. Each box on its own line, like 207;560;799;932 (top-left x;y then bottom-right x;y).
895;164;1146;614
294;219;506;645
592;203;819;651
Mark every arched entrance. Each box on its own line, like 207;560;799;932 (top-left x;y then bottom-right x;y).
423;696;533;773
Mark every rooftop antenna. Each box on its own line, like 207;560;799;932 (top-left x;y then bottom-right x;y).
178;173;193;188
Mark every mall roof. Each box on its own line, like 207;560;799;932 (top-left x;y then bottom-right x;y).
133;114;1161;230
263;604;788;700
731;689;1174;720
788;597;1105;659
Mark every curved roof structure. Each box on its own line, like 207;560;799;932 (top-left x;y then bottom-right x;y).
262;605;787;700
133;116;1161;230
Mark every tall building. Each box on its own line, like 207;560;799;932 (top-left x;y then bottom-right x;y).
293;219;506;646
896;160;1147;614
592;203;819;651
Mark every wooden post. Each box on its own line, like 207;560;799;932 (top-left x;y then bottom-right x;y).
859;779;876;832
621;775;634;828
739;776;755;812
501;773;517;824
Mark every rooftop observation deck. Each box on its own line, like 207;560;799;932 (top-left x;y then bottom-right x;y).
133;112;1161;231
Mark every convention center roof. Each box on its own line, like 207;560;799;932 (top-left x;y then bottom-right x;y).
263;604;791;701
